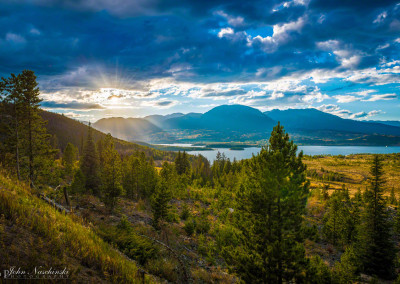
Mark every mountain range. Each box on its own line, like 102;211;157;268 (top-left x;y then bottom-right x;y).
92;105;400;146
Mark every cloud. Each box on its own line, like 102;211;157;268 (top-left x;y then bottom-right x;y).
317;104;383;120
218;27;234;38
249;16;305;53
365;93;397;101
349;110;381;119
5;33;26;44
142;99;179;108
316;104;352;117
349;111;368;119
41;101;105;110
334;95;361;103
0;0;399;121
373;11;387;24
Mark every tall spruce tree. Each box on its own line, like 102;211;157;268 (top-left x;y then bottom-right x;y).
80;122;100;194
0;74;23;180
123;155;141;200
1;70;54;186
19;70;48;185
175;151;190;175
151;161;173;229
226;122;310;283
356;155;395;279
323;189;355;247
63;142;77;180
101;134;123;209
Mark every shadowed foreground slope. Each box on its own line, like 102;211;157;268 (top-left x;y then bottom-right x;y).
0;171;156;283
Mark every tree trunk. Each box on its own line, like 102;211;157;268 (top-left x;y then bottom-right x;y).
63;186;71;207
14;100;20;181
28;107;34;187
277;195;283;284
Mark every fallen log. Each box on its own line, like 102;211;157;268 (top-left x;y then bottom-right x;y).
37;193;70;214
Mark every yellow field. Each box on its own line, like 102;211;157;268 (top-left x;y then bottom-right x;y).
303;153;400;197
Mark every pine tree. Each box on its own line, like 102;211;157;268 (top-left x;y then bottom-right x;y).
152;179;171;229
0;73;23;180
70;168;86;194
356;155;396;279
139;152;158;197
80;122;100;195
63;142;77;180
323;190;355;246
226;123;310;283
123;155;141;200
389;187;397;205
175;151;182;174
101;134;123;209
19;70;48;186
175;151;190;175
151;161;173;229
1;70;54;187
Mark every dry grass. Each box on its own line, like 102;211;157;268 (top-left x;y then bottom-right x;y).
304;153;400;197
0;170;153;283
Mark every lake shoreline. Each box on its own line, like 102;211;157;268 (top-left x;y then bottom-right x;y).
151;143;400;162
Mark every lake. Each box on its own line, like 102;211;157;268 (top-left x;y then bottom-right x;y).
156;144;400;162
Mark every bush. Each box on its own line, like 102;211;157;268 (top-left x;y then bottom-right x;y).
307;256;331;283
98;225;159;265
184;218;196;236
167;206;180;223
195;210;211;234
214;224;240;250
180;203;191;220
333;245;360;283
117;215;132;231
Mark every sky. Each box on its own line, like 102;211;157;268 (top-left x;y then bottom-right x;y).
0;0;399;122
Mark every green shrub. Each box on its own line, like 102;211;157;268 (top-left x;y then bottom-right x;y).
184;218;196;236
180;203;191;220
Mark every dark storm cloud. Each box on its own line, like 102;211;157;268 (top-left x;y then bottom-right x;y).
155;100;175;106
41;101;104;109
0;0;400;91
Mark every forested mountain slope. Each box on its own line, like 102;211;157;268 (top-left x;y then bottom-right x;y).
41;111;173;160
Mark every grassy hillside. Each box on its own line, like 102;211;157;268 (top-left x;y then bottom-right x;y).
0;170;155;283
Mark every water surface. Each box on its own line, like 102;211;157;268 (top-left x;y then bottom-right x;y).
156;144;400;162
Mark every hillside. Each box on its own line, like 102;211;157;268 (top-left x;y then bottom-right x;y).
41;111;174;160
144;113;184;127
0;171;152;282
93;117;174;143
367;120;400;127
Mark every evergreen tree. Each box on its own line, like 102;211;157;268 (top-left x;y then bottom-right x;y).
192;154;212;186
333;245;360;283
356;155;396;279
175;151;191;175
19;70;53;186
70;168;86;194
123;155;141;200
1;70;54;186
139;152;158;197
63;142;77;180
151;162;173;229
80;122;100;195
226;123;310;283
389;187;397;205
101;134;123;209
0;73;23;180
323;189;355;246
